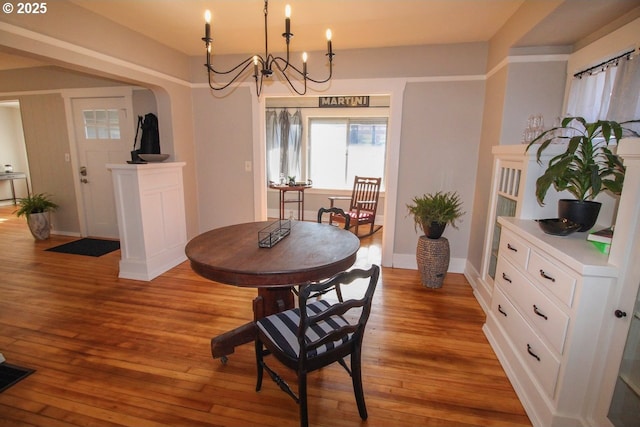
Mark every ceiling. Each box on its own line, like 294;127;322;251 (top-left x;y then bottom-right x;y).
67;0;640;55
67;0;526;56
1;0;639;70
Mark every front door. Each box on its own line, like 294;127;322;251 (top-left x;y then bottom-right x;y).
71;97;133;238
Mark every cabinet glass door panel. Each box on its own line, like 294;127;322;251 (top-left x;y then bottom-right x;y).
488;195;517;279
608;280;640;427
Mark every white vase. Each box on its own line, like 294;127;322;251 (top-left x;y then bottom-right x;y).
27;212;51;240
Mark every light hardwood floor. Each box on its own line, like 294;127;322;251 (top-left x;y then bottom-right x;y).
0;205;531;426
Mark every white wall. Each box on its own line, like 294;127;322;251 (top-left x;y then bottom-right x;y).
393;79;485;272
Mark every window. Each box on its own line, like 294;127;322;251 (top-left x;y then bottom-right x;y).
82;109;121;140
309;118;387;190
265;96;390;190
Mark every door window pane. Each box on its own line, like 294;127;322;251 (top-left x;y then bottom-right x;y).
83;109;121;140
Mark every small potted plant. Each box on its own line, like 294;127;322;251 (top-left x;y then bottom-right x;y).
526;116;639;231
14;193;58;240
407;191;465;289
407;191;465;239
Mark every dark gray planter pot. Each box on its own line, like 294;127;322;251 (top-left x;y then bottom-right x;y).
422;222;447;239
558;199;602;232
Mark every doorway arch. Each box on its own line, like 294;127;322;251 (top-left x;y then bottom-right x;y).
250;79;406;267
0;23;200;237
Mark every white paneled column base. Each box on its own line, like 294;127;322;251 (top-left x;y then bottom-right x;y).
107;162;187;281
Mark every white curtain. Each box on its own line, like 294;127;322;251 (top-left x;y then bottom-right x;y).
607;53;640;122
566;51;640;123
265;108;302;183
565;65;618;121
266;109;281;183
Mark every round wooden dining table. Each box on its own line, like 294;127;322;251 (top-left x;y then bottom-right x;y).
185;220;360;362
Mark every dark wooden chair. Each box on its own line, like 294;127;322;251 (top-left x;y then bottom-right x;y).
317;206;350;230
328;176;382;237
314;207;351;301
255;265;380;427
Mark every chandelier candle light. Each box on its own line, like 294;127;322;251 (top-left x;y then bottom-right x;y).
202;0;335;96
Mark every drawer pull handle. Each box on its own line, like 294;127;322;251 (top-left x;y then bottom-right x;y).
539;269;556;282
533;304;548;320
507;243;518;252
498;304;507;317
502;272;512;283
527;344;541;362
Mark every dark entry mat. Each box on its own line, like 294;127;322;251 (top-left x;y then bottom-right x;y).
46;238;120;257
0;362;35;393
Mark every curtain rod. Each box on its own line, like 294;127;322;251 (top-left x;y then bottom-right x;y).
573;48;636;79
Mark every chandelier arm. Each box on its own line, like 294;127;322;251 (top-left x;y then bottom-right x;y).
271;58;307;95
304;65;333;84
304;54;335;84
206;55;256;75
265;53;277;74
207;60;256;91
255;72;264;97
280;37;291;73
271;56;333;85
271;56;303;76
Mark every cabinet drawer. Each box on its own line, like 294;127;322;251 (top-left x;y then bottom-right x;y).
527;251;577;307
491;287;561;398
499;229;530;270
496;257;570;355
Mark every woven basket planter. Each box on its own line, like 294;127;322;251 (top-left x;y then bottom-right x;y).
416;236;450;289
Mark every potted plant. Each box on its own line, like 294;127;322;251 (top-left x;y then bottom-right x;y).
407;191;465;239
14;193;58;240
407;191;465;289
526;116;639;231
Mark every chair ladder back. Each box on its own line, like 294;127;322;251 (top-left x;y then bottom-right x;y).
351;176;381;213
297;266;380;360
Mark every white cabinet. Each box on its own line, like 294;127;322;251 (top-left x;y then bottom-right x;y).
107;162;187;281
476;139;640;427
484;217;617;427
474;144;564;314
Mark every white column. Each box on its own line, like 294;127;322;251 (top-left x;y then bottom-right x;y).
107;162;187;281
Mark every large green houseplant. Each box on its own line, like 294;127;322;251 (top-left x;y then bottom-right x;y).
407;191;465;239
526;116;639;231
14;193;58;240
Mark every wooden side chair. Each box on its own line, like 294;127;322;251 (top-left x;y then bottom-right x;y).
317;206;350;230
255;265;380;427
328;176;382;237
314;207;351;301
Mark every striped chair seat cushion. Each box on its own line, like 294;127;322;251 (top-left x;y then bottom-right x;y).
257;300;352;359
347;211;373;220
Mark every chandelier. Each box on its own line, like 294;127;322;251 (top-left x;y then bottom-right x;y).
202;0;335;96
